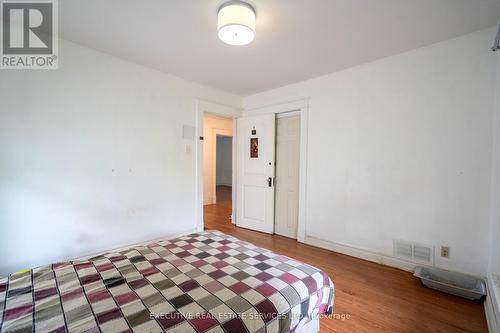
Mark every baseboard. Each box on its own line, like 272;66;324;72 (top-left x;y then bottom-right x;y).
304;236;418;272
203;198;216;205
485;274;500;333
305;236;500;332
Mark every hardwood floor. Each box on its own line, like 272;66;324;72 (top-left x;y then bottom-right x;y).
204;186;488;333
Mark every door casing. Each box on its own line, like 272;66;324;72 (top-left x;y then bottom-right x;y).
196;100;240;232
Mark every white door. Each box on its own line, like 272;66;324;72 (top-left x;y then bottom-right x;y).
275;115;300;238
236;114;276;233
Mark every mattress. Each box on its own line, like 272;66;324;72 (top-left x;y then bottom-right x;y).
0;231;334;333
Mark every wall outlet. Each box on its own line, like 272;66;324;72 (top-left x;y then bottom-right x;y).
440;246;450;258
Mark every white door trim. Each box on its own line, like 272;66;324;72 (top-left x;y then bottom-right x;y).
196;99;241;232
242;98;309;242
276;110;301;118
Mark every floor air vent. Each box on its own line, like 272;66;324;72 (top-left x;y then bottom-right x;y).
393;240;434;264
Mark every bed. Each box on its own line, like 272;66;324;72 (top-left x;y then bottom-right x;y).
0;231;334;333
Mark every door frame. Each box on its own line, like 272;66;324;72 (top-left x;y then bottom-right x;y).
195;100;241;232
242;98;309;242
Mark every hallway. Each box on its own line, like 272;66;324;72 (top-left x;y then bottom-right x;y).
204;185;233;232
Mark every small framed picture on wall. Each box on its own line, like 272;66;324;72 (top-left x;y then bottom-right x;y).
250;137;258;158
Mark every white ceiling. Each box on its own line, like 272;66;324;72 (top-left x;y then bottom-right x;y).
59;0;500;95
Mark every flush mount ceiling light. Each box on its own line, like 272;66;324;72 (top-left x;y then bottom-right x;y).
217;1;256;46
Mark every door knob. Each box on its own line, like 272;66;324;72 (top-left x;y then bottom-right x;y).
268;177;272;187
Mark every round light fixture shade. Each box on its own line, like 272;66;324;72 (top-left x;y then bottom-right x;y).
217;1;255;46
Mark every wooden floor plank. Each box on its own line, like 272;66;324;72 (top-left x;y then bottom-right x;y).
204;186;488;333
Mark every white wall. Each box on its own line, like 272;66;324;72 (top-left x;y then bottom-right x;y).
0;39;241;274
1;27;496;280
244;28;495;276
490;43;500;283
203;115;233;204
216;136;233;186
487;47;500;330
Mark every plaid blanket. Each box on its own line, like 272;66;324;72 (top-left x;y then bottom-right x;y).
0;231;334;333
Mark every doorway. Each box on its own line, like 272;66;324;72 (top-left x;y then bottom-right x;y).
196;99;308;240
232;99;308;241
215;135;232;209
202;113;234;230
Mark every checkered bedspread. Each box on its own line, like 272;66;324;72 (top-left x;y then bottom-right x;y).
0;231;334;333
